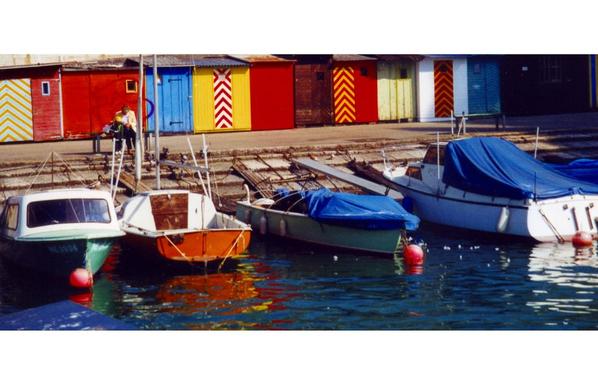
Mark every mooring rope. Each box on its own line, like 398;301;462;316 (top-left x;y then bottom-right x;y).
217;230;247;272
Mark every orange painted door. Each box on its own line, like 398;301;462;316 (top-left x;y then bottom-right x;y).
333;66;356;123
434;60;454;118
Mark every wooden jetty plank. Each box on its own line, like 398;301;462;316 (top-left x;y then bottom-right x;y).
347;160;405;193
118;171;152;193
232;160;275;198
0;300;135;330
293;158;403;200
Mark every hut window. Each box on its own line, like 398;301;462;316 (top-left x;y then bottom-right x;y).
539;56;563;84
316;72;325;81
360;67;368;76
41;81;50;96
125;80;138;93
399;68;408;79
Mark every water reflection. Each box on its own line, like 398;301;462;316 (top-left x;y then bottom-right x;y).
526;242;598;317
1;230;598;329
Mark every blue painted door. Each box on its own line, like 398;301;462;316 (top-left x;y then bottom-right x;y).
146;67;193;133
468;57;501;114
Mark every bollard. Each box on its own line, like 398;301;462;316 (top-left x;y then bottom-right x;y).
92;134;101;154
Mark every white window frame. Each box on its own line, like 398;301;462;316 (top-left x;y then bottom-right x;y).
41;81;51;96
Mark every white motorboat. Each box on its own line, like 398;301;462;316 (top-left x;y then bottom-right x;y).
383;137;598;242
0;189;124;281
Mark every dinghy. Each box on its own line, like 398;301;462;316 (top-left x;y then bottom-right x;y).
0;189;124;282
383;137;598;242
236;188;419;255
119;190;251;266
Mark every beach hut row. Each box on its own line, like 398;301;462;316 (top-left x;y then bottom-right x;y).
0;55;594;143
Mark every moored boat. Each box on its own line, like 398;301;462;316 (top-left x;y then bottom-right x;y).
119;190;251;266
383;137;598;242
236;188;419;255
0;189;124;283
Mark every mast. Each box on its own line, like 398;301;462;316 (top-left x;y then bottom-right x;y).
153;54;161;190
135;54;144;183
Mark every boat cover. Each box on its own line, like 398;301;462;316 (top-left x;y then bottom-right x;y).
549;159;598;185
443;137;598;200
302;188;419;230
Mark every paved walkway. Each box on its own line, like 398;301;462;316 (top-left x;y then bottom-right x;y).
1;112;597;162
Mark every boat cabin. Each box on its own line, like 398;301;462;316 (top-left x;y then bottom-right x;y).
404;142;447;184
0;189;119;239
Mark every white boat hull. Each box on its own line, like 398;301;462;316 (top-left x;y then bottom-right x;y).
385;168;598;242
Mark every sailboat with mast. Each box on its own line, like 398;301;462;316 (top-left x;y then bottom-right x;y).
118;55;251;267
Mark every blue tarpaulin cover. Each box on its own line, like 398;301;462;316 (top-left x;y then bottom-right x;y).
443;137;598;200
549;159;598;185
302;188;419;230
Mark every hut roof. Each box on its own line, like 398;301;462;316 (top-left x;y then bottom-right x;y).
231;55;294;63
128;55;249;68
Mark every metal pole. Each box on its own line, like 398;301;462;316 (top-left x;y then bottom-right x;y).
186;137;208;196
534;126;540;159
135;54;143;183
450;110;454;135
202;134;212;199
109;139;116;196
436;132;440;193
153;54;161;190
113;147;125;202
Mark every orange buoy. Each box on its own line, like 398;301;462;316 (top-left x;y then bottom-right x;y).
572;231;593;248
403;244;425;266
69;268;93;289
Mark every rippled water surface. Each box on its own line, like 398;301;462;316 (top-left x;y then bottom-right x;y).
2;226;598;329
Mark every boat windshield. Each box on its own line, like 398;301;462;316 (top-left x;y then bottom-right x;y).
27;198;111;228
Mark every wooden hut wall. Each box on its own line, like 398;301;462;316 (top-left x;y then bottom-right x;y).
332;60;378;124
0;66;62;142
192;67;251;132
377;60;417;121
146;67;193;133
248;61;295;130
62;69;140;139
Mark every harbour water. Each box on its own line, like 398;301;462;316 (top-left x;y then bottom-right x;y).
1;225;597;330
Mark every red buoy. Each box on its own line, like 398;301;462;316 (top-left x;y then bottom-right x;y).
69;268;93;289
572;231;593;248
405;265;424;275
69;292;93;305
403;244;425;266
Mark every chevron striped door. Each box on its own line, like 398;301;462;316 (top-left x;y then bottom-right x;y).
0;79;33;142
333;66;356;124
213;68;233;129
434;61;454;118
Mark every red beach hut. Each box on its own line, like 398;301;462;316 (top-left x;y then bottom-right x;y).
0;64;63;142
331;55;378;125
235;55;295;131
61;60;140;139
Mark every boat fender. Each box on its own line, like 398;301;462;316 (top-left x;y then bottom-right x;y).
280;219;287;237
244;209;251;223
259;215;268;235
496;206;510;233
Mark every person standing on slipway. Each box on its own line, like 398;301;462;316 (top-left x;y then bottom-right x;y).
112;105;137;153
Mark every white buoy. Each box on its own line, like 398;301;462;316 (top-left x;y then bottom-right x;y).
496;206;510;233
259;215;268;235
279;219;287;237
